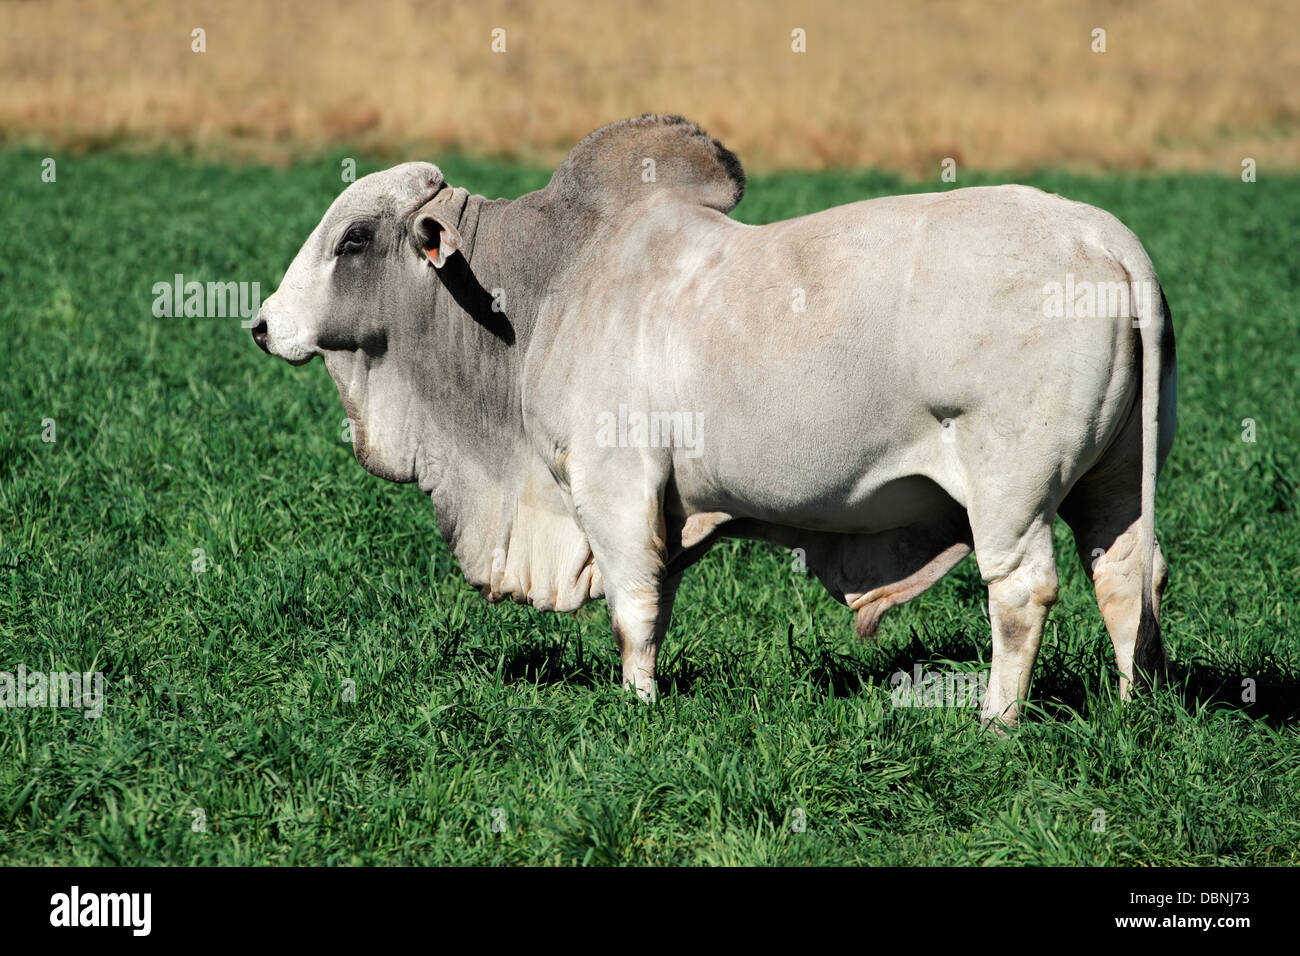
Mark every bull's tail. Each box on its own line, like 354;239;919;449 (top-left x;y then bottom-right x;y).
1122;253;1171;686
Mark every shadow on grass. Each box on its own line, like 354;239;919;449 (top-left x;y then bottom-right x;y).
494;620;1300;728
494;633;619;690
488;616;1300;728
1171;656;1300;728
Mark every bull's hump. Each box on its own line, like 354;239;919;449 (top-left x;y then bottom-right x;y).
545;114;745;214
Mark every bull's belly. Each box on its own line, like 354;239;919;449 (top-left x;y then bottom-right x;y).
675;456;962;536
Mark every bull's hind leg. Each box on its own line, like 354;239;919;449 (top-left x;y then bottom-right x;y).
968;512;1060;726
1061;477;1169;699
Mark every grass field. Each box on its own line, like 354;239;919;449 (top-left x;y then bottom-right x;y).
1;148;1298;866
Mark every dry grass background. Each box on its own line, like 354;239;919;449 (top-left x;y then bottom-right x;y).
3;0;1299;173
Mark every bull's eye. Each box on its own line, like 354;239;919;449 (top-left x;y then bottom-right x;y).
336;224;374;256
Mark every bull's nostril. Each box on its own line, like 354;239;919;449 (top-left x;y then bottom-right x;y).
251;318;270;353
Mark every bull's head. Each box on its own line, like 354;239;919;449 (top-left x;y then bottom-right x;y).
252;162;467;483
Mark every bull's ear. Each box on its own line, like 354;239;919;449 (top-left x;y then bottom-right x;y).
411;201;462;268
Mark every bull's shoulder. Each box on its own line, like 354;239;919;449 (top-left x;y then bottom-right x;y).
543;114;745;215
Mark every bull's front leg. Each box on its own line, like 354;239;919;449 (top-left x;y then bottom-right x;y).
612;571;681;701
570;478;675;701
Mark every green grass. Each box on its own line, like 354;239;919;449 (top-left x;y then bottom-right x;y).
1;148;1297;866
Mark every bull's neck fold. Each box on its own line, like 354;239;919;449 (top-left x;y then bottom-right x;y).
411;189;600;609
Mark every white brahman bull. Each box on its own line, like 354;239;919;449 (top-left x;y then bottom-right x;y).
253;115;1176;724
